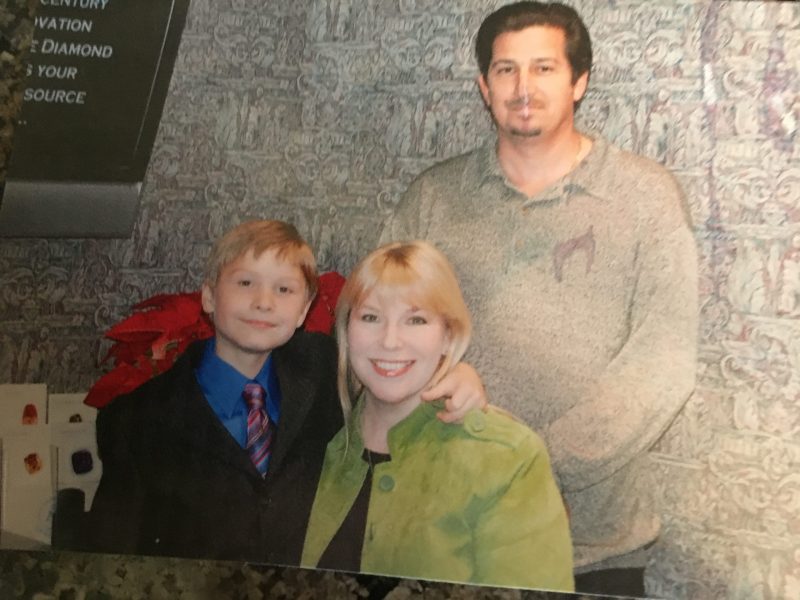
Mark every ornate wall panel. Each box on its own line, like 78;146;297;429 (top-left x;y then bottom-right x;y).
0;1;798;598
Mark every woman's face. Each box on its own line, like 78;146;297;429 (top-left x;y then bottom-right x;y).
347;290;450;407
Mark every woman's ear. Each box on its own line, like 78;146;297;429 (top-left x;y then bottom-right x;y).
441;326;452;357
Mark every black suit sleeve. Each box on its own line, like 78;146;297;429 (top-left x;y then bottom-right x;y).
85;401;146;554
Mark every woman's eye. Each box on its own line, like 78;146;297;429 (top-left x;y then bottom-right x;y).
278;286;292;294
237;279;251;287
409;315;428;325
360;313;378;323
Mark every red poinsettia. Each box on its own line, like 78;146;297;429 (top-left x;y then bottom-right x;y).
84;273;345;409
304;271;346;334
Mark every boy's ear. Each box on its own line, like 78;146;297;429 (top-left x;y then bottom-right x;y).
201;283;215;315
295;298;313;329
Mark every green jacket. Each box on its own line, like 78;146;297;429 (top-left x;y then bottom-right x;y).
301;401;574;592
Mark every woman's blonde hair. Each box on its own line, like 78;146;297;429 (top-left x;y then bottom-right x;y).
335;241;472;420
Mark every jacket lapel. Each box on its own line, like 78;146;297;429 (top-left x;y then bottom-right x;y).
301;425;368;566
165;345;262;481
270;335;318;472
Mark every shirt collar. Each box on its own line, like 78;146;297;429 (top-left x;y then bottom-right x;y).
196;338;275;419
475;131;611;203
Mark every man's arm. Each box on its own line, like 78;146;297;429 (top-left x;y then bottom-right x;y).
545;178;698;493
422;362;488;422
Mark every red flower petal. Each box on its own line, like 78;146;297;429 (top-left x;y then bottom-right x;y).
303;272;346;334
107;292;205;342
84;361;156;408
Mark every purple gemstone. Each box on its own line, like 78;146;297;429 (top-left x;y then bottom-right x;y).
71;450;93;475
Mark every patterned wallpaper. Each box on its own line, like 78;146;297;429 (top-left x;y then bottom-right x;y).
1;1;799;598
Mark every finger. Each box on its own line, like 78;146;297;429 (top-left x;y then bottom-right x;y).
437;395;471;423
436;409;459;423
421;380;452;402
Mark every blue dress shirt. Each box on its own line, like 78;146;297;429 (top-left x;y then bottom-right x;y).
194;338;282;449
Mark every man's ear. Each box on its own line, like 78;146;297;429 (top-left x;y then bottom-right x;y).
201;283;215;316
573;70;589;104
477;74;491;108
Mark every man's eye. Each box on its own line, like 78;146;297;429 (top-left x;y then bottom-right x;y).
238;280;252;287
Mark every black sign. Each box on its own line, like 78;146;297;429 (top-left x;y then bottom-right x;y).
7;0;189;183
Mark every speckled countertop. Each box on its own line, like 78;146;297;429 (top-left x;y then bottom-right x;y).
0;551;602;599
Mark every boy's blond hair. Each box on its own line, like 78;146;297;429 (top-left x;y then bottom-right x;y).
335;240;472;421
204;220;318;300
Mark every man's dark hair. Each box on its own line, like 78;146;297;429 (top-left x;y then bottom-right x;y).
475;1;592;84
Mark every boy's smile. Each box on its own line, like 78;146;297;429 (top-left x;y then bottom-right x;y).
202;248;312;377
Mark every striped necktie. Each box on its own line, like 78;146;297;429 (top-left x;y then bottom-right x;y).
243;383;272;477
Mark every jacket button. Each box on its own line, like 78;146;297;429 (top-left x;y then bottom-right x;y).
465;411;486;433
378;475;395;492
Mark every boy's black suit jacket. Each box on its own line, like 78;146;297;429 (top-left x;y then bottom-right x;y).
85;331;342;565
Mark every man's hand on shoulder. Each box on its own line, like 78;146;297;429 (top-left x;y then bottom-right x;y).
422;362;488;423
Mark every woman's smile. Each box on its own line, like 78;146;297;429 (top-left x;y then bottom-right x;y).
370;359;415;377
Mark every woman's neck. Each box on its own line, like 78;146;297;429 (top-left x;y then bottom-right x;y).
360;392;421;454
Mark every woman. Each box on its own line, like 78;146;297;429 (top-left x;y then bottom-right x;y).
301;241;573;591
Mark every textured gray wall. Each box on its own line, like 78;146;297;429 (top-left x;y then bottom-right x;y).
1;1;799;598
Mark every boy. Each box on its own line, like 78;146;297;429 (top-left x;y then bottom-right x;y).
86;220;484;565
86;220;340;564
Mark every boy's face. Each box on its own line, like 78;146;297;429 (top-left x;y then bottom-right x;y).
201;248;312;377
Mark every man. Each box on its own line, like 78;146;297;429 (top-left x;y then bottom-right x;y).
381;2;698;595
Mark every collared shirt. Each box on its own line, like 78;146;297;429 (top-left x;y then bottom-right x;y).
381;133;698;570
194;338;282;448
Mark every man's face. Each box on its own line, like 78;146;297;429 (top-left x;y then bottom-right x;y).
201;248;312;375
477;26;588;142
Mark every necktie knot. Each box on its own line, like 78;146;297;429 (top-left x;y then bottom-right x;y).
243;383;265;409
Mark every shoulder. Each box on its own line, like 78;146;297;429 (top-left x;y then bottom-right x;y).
273;330;339;418
275;330;337;366
598;137;680;190
591;137;690;227
405;147;482;193
466;407;546;448
97;345;200;426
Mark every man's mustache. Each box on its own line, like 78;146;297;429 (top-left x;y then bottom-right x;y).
504;96;545;110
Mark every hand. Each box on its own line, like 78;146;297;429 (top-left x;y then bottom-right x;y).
421;362;488;423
